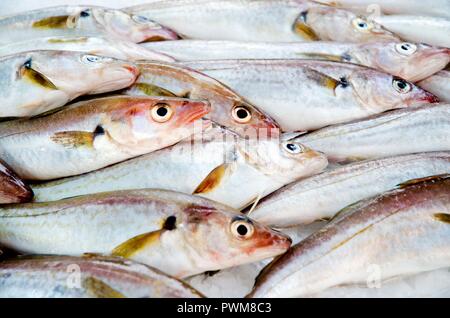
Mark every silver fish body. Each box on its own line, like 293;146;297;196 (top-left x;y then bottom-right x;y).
374;15;450;48
144;40;449;82
294;103;450;163
0;36;175;62
0;5;180;45
183;59;438;131
32;125;328;209
0;189;291;278
419;71;450;103
311;267;450;298
0;255;203;298
249;175;450;297
252;152;450;227
128;0;398;43
0;96;210;180
316;0;450;19
0;50;139;117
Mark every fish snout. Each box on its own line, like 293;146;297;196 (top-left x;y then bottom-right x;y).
176;100;211;125
141;25;182;42
123;64;140;78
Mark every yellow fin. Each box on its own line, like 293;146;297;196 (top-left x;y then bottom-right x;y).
294;21;319;41
21;66;57;90
297;52;343;62
47;37;88;44
32;15;70;29
304;68;340;91
82;277;125;298
50;131;95;148
111;230;162;259
135;83;177;97
397;174;450;188
434;213;450;224
193;163;232;194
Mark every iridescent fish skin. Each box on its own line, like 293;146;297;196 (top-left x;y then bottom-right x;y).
0;161;33;204
0;255;203;298
252;152;450;227
418;71;450;103
128;0;398;43
183;59;438;132
249;176;450;298
123;61;279;136
374;15;450;48
0;189;292;278
293;103;450;163
0;36;175;62
0;50;139;117
0;6;180;45
144;40;450;82
0;96;210;180
316;0;450;19
31;125;327;209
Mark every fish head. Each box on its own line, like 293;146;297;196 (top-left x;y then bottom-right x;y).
178;205;292;269
23;51;139;95
340;69;439;111
84;7;180;42
294;6;399;43
0;162;33;204
352;42;450;82
213;100;279;138
102;97;210;149
236;137;328;184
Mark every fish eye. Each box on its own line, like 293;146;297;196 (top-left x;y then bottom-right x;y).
23;58;32;69
80;10;90;17
151;103;174;122
132;15;153;24
392;78;412;94
352;18;372;32
230;217;255;240
81;54;101;63
282;142;304;154
232;106;252;124
395;43;417;56
81;54;112;64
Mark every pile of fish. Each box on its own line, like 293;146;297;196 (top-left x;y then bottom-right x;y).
0;0;448;298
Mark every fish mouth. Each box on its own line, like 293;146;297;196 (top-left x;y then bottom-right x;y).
123;64;140;77
419;93;440;104
141;27;182;42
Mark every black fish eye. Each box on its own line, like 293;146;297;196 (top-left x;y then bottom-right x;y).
23;58;32;69
299;11;308;23
80;10;90;17
236;224;248;236
339;77;349;88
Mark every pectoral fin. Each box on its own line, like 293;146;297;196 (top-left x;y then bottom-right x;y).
111;230;162;259
297;53;343;62
193;163;234;194
82;277;125;298
294;13;319;41
32;15;70;29
50;125;105;149
434;213;450;224
304;68;340;92
134;83;177;97
21;66;57;90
